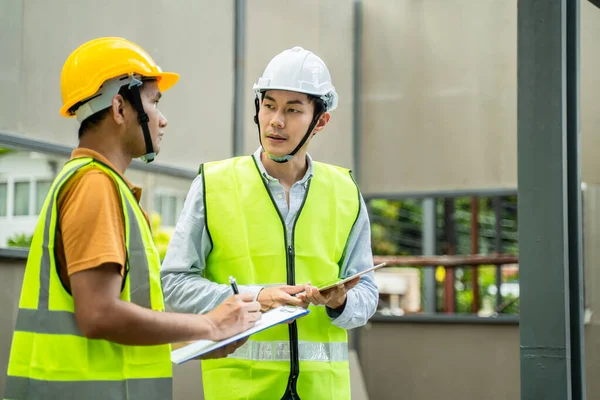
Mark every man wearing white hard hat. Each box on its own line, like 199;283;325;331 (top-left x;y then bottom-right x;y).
161;46;378;400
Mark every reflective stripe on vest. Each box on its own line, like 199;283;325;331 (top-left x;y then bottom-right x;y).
12;185;153;335
4;376;171;400
230;340;349;362
4;158;172;400
200;156;359;400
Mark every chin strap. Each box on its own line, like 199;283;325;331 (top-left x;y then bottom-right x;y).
128;76;155;163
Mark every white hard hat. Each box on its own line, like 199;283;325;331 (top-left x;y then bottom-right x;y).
253;46;338;112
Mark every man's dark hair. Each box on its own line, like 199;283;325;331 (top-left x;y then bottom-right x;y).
306;94;327;118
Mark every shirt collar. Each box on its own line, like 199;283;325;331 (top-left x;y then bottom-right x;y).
252;147;314;186
70;147;143;201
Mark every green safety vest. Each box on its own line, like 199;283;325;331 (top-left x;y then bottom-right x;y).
200;156;360;400
4;158;172;400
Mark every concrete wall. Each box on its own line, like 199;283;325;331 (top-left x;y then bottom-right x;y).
359;0;517;195
359;0;600;195
0;0;235;171
3;0;600;195
356;321;600;400
358;322;520;399
0;0;355;173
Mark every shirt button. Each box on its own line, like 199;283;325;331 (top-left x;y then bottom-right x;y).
277;193;283;199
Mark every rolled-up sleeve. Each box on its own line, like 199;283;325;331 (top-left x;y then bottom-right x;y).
160;175;263;315
326;194;379;329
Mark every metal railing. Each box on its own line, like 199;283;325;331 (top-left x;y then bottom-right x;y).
373;254;519;315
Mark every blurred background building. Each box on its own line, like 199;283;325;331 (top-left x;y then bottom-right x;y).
1;1;599;398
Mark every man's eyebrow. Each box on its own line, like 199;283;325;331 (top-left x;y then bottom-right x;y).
263;94;307;105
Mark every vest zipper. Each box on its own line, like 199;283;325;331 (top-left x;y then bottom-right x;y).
250;157;310;400
283;244;300;399
281;180;311;400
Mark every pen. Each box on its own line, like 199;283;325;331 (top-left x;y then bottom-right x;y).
229;276;240;295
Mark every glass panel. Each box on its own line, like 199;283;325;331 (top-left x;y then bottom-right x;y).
162;195;177;227
13;181;30;216
153;193;163;216
0;183;7;217
35;180;52;214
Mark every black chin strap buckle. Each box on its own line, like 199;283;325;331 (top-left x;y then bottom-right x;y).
254;97;260;125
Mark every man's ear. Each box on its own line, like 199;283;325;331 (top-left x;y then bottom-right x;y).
110;94;126;125
312;112;331;136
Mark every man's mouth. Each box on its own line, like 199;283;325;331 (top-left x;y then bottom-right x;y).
266;134;286;143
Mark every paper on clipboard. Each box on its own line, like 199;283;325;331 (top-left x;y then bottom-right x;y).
316;262;387;292
171;306;310;365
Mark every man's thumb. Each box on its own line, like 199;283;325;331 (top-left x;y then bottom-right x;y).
284;285;307;295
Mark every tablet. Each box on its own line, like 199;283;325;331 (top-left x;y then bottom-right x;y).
317;262;387;292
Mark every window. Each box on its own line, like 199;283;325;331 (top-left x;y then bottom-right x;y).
162;195;177;227
13;181;30;216
0;183;7;217
153;192;180;227
153;193;163;215
36;180;52;214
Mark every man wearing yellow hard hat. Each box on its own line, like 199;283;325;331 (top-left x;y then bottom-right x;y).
161;46;379;399
3;37;261;400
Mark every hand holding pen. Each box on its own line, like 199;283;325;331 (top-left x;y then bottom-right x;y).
202;276;261;341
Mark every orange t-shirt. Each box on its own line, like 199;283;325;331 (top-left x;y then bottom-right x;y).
55;148;147;291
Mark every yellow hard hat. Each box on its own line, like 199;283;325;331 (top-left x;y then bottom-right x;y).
59;37;179;118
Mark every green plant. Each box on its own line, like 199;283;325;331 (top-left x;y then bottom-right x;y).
7;233;33;248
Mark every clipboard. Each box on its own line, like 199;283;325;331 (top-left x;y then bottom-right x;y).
170;306;309;365
316;262;387;292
